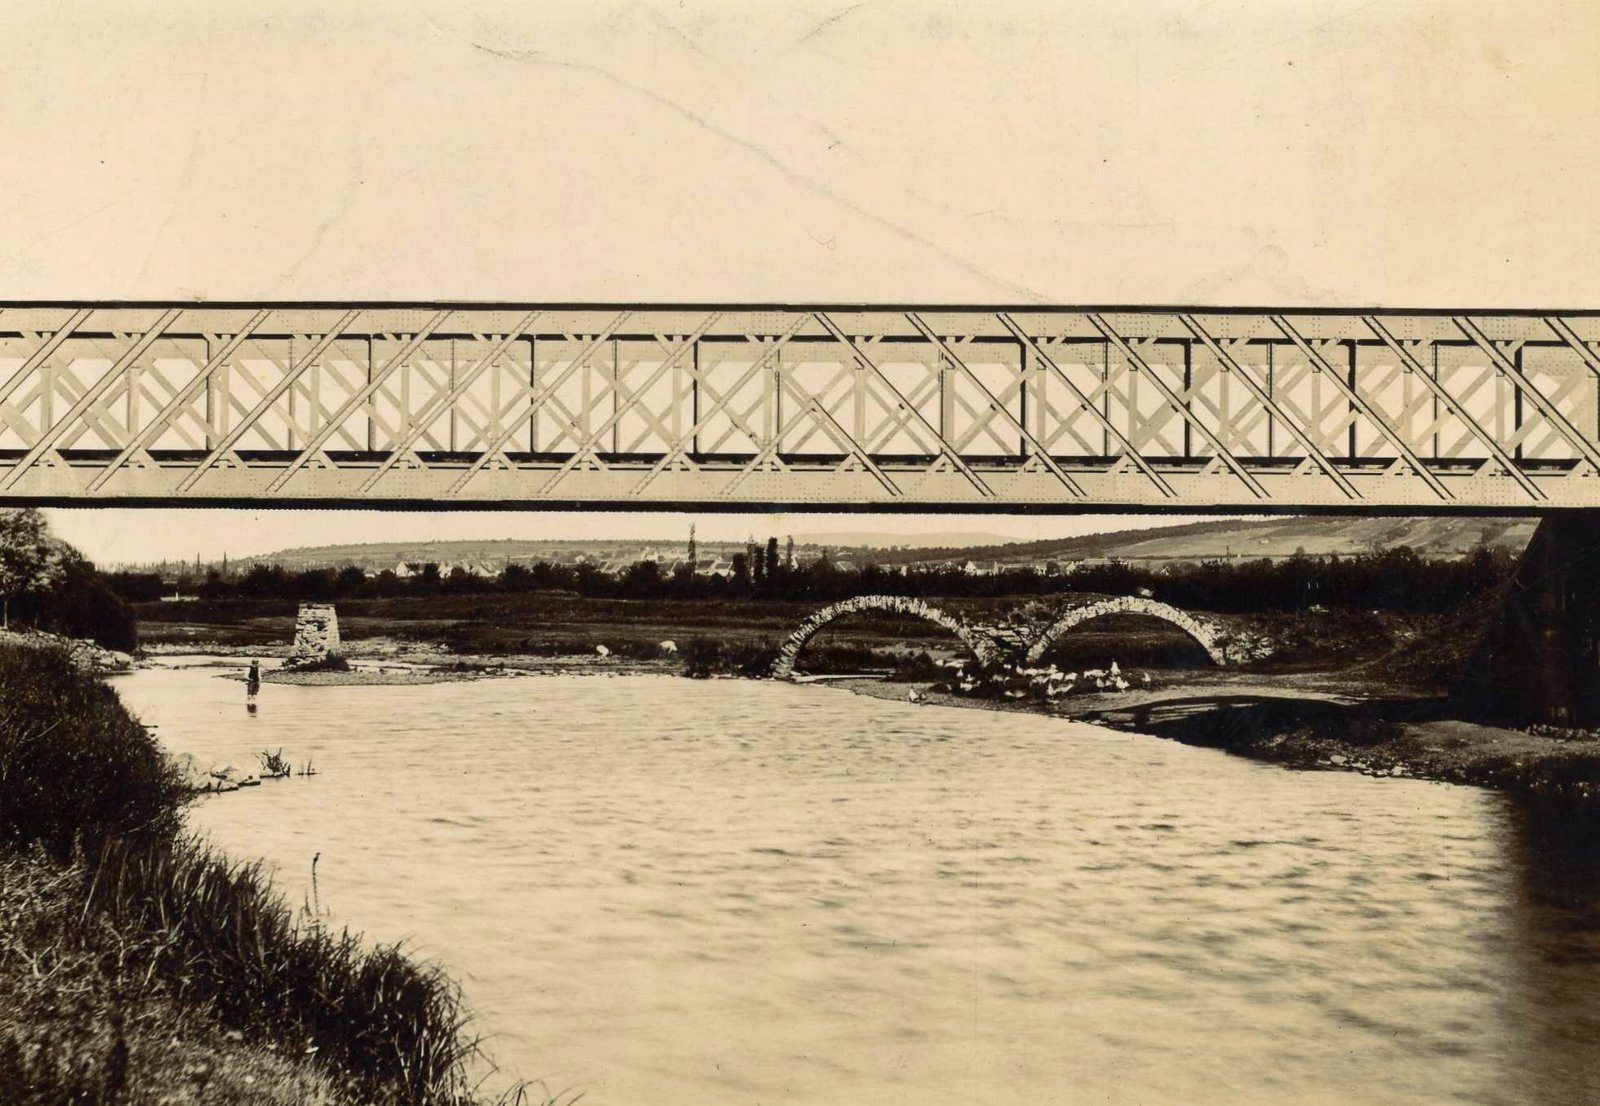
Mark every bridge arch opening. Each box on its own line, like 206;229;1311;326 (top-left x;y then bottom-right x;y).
771;595;1000;679
1024;597;1228;667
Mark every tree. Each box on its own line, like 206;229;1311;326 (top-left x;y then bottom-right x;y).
32;547;138;652
335;565;368;596
624;559;663;595
199;568;227;600
0;508;56;630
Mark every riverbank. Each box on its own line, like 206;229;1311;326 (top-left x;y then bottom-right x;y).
194;640;1600;804
823;672;1600;802
142;594;1600;806
0;641;535;1105
0;851;352;1104
154;607;1600;805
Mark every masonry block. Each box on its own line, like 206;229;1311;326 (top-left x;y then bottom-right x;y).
285;603;341;668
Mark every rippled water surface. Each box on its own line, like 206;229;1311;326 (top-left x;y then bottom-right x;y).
114;661;1600;1105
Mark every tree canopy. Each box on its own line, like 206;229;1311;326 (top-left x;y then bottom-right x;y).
0;509;56;630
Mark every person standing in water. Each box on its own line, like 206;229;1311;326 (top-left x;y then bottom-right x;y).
246;659;261;713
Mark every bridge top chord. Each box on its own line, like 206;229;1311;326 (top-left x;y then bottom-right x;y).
2;303;1598;513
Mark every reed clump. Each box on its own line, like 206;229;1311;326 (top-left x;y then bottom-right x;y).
85;839;480;1103
0;641;533;1105
260;748;293;778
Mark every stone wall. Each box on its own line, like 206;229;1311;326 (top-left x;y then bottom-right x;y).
285;603;341;668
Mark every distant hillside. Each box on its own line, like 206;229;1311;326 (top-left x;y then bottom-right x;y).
235;538;722;572
872;516;1538;567
233;516;1538;574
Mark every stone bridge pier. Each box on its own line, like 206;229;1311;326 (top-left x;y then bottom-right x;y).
1466;512;1600;725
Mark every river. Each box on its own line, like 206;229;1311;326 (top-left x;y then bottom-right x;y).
112;659;1600;1105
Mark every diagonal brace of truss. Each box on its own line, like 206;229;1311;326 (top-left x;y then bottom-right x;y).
176;312;362;491
631;316;810;495
1177;315;1359;500
536;313;721;494
814;312;992;497
1084;313;1268;498
356;311;543;491
1269;317;1452;501
0;309;95;412
266;311;452;490
995;313;1176;497
904;312;1085;497
717;362;903;499
1453;316;1600;472
0;309;184;489
447;312;631;494
1363;316;1541;500
1545;317;1600;383
86;311;273;491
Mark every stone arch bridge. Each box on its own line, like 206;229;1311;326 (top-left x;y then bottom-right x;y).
771;593;1245;679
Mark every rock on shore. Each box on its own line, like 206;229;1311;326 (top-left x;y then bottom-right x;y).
0;629;132;673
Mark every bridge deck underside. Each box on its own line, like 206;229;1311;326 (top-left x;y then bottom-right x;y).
3;305;1599;510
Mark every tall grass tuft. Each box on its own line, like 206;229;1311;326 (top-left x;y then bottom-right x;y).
86;837;481;1104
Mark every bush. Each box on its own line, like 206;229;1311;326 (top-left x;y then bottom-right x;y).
681;638;776;678
0;643;187;860
10;556;139;652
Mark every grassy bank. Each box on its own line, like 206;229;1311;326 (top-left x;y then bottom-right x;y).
0;642;536;1105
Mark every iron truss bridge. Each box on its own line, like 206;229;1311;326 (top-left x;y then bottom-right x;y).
2;302;1599;512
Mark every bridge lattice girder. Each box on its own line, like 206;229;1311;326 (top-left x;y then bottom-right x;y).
3;304;1600;510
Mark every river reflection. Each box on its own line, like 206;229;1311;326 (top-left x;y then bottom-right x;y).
1496;799;1600;1104
113;660;1600;1105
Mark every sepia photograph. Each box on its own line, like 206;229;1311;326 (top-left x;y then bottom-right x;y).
2;1;1599;1103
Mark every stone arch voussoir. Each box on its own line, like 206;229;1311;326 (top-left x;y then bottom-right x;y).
771;595;1001;679
1023;597;1229;666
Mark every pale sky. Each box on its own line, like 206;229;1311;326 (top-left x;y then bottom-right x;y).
7;0;1596;562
